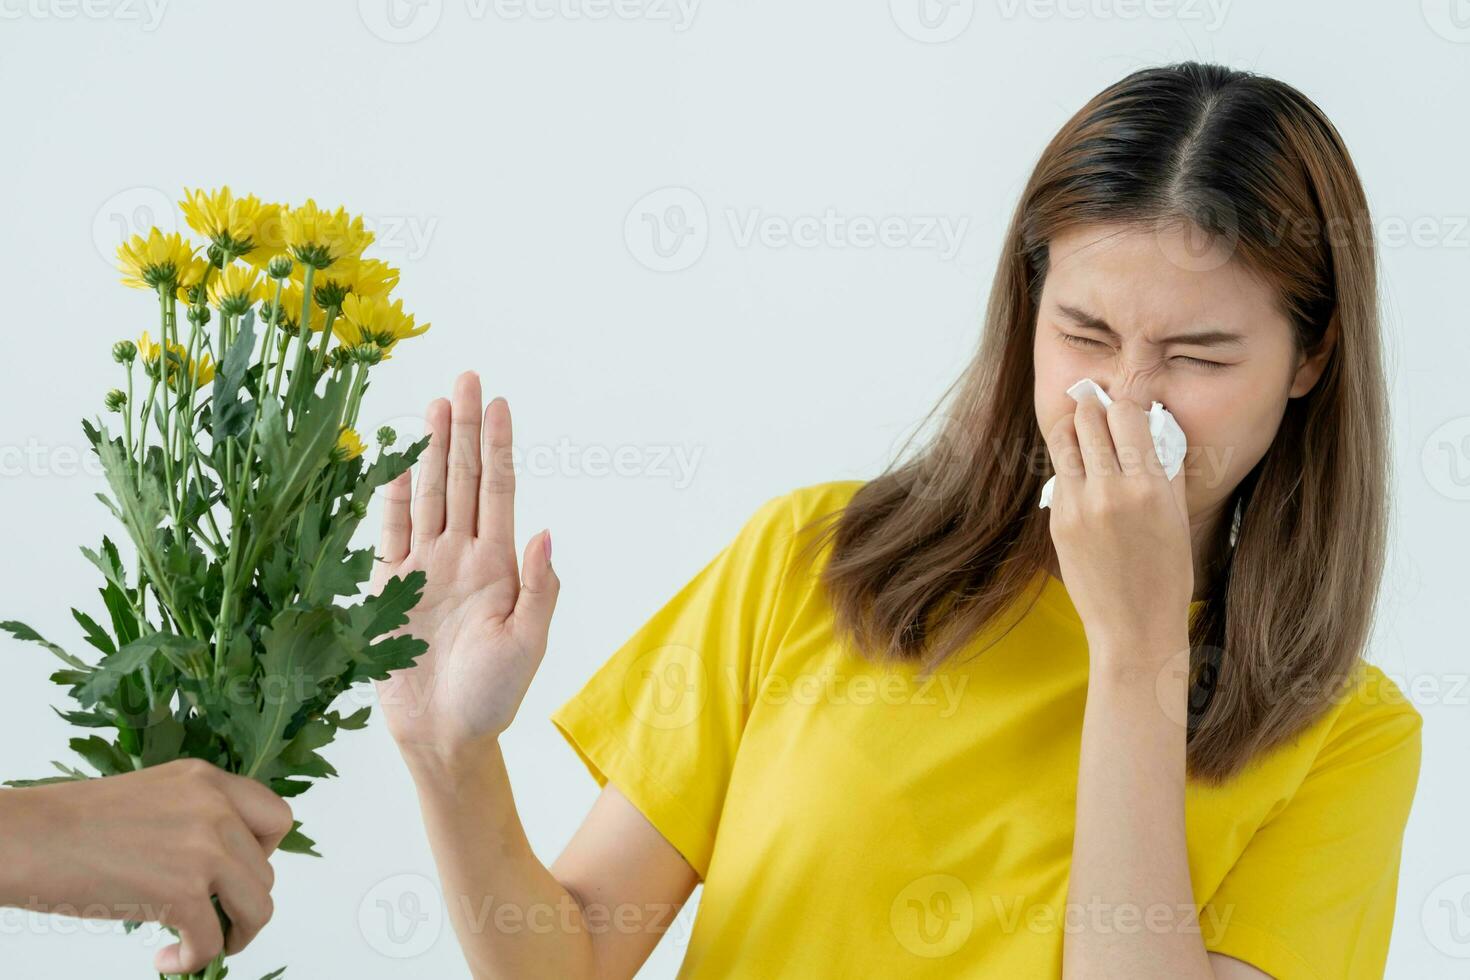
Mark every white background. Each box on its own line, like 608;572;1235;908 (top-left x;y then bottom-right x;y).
0;1;1466;977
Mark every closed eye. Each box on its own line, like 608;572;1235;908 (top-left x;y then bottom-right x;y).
1060;333;1229;372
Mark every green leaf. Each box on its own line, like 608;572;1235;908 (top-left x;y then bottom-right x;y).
70;608;116;657
140;716;186;768
269;778;313;798
252;374;349;541
50;668;90;689
5;775;87;788
83;538;140;647
333;706;371;730
211;309;258;442
277;821;321;857
0;620;88;669
69;735;132;776
80;536;128;592
52;706;113;728
76;632;205;706
259;969;288;980
229;608;353;780
347;572;427;641
94;429;171;594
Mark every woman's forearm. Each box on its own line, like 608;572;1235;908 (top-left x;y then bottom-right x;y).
403;742;598;980
1062;630;1215;980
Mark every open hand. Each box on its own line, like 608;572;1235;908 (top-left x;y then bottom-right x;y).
370;371;559;762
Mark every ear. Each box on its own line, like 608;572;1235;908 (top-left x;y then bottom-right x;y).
1288;311;1339;398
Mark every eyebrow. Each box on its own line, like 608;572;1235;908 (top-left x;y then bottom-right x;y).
1055;304;1248;349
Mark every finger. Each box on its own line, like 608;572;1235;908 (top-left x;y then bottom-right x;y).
509;529;559;651
445;371;483;533
476;396;517;561
413;398;451;548
213;859;274;956
213;811;276;894
1071;388;1119;477
1103;397;1157;479
1042;413;1083;510
153;897;224;975
211;772;294;854
379;469;412;564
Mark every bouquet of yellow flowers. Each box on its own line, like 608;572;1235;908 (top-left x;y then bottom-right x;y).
2;188;433;979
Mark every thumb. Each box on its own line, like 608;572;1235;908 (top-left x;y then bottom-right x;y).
510;529;559;647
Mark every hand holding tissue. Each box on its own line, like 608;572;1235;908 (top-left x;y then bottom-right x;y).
1039;378;1188;509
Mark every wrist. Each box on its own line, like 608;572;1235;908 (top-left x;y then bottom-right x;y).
1087;628;1191;684
0;787;53;908
398;735;504;784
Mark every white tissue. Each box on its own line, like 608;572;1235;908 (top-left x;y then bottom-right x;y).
1039;377;1187;509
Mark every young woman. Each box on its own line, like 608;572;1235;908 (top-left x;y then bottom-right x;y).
371;62;1422;978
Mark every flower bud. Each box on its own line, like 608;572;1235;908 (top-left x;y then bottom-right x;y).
267;255;293;280
187;304;211;327
353;343;384;365
376;426;397;447
112;340;137;364
104;388;127;412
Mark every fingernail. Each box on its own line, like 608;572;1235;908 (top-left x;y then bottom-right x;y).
543;529;552;562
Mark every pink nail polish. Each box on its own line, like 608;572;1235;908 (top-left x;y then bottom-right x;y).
543;529;553;562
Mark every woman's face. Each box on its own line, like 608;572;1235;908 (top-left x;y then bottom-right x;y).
1031;221;1333;536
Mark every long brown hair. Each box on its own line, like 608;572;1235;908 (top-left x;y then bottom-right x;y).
794;62;1387;783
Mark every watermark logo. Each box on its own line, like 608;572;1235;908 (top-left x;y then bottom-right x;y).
625;187;972;272
1423;873;1470;957
1422;0;1470;42
92;186;178;268
1423;416;1470;501
624;643;709;730
891;873;974;957
625;187;709;273
0;0;169;30
358;872;445;958
889;0;975;43
360;0;444;42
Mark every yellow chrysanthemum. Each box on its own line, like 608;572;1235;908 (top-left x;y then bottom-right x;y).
334;427;366;461
138;330;216;389
270;279;328;334
179;186;286;263
207;264;266;316
315;257;400;305
117;229;199;291
283;199;374;270
173;256;212;306
333;293;430;358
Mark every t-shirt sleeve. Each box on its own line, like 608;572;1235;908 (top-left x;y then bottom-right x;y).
550;491;800;879
1202;665;1423;980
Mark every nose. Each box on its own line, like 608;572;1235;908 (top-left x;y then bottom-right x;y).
1093;373;1162;409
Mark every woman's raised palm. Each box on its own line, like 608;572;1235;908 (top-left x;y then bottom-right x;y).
368;371;559;755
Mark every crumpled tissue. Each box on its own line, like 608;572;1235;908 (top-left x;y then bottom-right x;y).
1039;377;1187;509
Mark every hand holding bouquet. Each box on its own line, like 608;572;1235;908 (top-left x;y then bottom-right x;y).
3;187;435;979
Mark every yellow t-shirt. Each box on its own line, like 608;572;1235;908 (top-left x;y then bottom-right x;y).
551;479;1422;979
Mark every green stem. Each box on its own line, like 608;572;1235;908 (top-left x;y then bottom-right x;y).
285;264;316;415
122;365;135;459
136;377;159;482
313;304;338;374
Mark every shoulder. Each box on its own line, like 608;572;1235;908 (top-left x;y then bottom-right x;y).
713;480;869;605
1325;662;1422;743
775;478;869;529
1306;661;1422;785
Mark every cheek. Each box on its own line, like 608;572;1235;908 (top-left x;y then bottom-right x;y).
1174;395;1282;500
1032;335;1079;430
